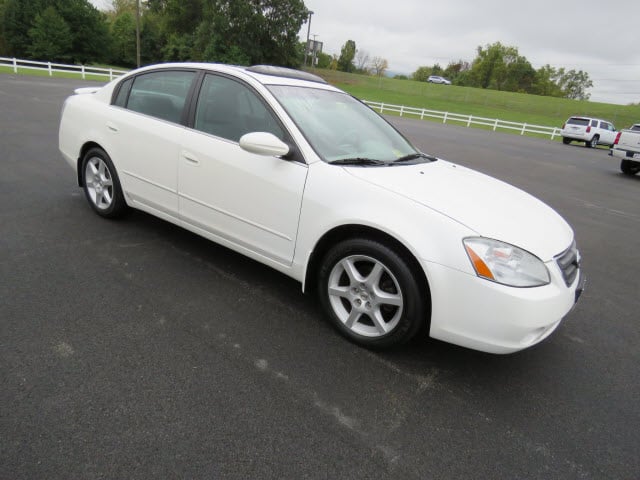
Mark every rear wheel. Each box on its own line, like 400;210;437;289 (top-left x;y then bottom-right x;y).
318;238;426;349
586;135;599;148
81;147;128;218
621;159;640;176
562;137;571;145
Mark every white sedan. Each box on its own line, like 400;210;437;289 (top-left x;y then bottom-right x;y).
59;63;583;353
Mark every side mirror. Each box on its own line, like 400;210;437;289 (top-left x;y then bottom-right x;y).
239;132;290;157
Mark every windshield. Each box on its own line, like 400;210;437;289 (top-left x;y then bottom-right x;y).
267;85;419;164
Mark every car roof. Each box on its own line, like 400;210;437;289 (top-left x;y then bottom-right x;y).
123;62;339;91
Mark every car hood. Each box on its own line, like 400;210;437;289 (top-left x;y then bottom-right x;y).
345;159;573;261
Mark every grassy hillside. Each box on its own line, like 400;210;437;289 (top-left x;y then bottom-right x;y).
310;69;640;131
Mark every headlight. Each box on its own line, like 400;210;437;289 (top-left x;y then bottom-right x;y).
463;237;550;287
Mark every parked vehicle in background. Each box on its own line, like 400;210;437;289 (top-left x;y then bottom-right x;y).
59;62;583;354
427;75;451;85
611;124;640;175
560;116;617;148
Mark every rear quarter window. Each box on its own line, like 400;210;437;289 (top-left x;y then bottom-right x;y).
113;78;133;107
125;70;196;124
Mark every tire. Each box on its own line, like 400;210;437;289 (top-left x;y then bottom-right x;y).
621;159;640;176
81;147;128;218
317;238;427;349
586;135;599;148
562;137;571;145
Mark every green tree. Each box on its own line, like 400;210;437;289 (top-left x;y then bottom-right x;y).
110;10;136;66
555;68;593;100
443;60;470;84
28;6;71;61
468;42;509;89
314;50;332;69
467;42;536;93
2;0;46;57
0;0;6;55
165;0;202;35
2;0;109;62
412;66;432;82
55;0;110;63
533;64;563;97
140;9;165;65
337;39;356;72
193;0;307;66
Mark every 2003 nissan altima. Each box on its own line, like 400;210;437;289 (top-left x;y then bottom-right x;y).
59;63;583;353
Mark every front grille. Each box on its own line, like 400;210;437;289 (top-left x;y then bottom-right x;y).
555;241;580;286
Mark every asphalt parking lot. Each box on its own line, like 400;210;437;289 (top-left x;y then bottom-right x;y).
1;75;638;479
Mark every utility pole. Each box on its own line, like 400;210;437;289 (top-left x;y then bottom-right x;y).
135;0;141;68
311;34;319;68
303;10;314;67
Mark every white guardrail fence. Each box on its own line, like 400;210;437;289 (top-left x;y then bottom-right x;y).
1;57;562;140
0;56;128;81
363;100;562;140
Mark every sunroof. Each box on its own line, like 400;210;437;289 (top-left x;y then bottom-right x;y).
246;65;328;84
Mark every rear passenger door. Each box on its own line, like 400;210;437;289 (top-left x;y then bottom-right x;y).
110;69;197;221
178;73;308;266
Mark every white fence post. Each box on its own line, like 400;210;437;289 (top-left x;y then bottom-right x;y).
12;57;17;73
380;103;384;113
399;105;404;117
420;109;425;120
443;112;448;124
467;115;472;127
109;68;113;81
48;62;52;76
521;123;527;135
493;119;499;131
81;65;85;79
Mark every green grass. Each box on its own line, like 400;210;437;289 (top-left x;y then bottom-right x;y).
310;69;640;132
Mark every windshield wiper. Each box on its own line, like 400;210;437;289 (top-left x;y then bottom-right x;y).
392;152;436;163
328;157;388;166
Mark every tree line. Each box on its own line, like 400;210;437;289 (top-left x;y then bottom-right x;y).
0;2;593;101
410;42;593;101
0;0;308;68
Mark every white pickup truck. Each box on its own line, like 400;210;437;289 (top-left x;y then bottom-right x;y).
611;124;640;176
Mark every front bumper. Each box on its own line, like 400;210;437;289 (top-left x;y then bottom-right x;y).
423;258;583;354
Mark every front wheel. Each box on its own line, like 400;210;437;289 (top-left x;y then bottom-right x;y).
81;147;128;218
317;238;427;349
586;135;599;148
621;159;640;176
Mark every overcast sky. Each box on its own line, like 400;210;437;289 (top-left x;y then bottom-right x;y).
300;0;639;105
91;0;639;105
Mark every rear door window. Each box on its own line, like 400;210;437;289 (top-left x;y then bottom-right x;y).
126;70;196;124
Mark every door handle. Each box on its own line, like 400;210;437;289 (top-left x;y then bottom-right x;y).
182;151;200;166
106;121;118;133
